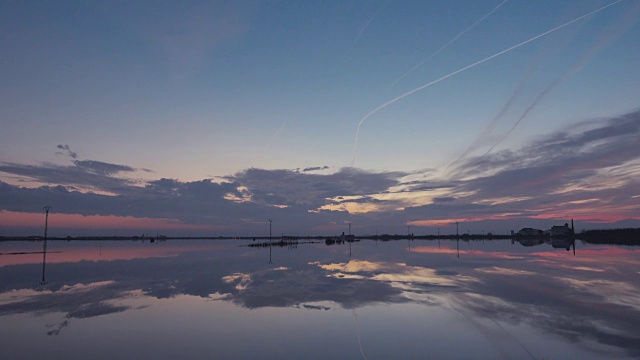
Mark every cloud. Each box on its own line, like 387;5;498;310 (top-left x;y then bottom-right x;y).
302;166;330;172
127;2;254;80
55;144;78;159
0;161;135;194
2;145;141;192
456;109;640;181
0;281;132;321
432;197;456;203
226;167;406;209
2;237;638;355
72;160;135;176
1;110;640;234
402;109;640;224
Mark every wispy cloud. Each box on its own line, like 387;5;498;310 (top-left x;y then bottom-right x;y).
127;2;253;80
302;166;330;172
72;160;135;176
1;110;639;234
0;161;136;194
226;167;406;209
55;144;78;159
408;109;640;224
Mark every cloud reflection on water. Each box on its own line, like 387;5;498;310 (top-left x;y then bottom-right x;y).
0;240;639;357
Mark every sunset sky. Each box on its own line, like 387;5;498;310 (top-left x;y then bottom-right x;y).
1;0;639;236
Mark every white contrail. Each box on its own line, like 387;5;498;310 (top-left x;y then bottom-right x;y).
483;1;640;157
389;0;508;89
263;119;289;152
489;318;537;360
351;309;368;360
445;65;535;173
345;0;392;56
446;7;587;174
350;0;623;166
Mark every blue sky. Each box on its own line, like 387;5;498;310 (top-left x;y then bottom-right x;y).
1;0;639;236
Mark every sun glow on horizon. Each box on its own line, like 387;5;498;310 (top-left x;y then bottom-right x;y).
0;210;213;231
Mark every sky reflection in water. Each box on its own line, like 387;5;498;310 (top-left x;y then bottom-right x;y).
1;239;639;359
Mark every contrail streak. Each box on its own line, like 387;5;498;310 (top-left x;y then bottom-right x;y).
389;0;508;89
483;0;639;157
263;119;289;152
351;309;368;360
481;76;563;157
350;0;623;166
446;5;588;174
447;299;511;360
489;318;537;360
445;66;534;173
345;0;392;56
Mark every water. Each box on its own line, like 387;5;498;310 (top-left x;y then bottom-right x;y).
1;238;638;359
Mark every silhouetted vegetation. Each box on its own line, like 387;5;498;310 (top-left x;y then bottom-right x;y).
244;239;321;248
324;238;344;245
579;228;640;245
2;227;638;245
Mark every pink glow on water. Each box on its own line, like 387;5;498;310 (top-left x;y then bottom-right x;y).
409;246;523;259
0;241;228;267
532;247;640;259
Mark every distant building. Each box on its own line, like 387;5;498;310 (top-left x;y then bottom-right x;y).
517;228;544;236
336;232;355;241
550;223;573;237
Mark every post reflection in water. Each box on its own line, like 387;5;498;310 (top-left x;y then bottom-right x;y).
0;237;638;360
39;206;51;285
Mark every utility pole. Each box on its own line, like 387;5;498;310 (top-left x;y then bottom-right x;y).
268;219;273;264
456;222;459;237
348;222;352;236
407;225;411;237
40;206;51;285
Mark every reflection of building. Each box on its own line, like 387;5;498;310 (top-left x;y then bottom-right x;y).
552;238;574;251
517;238;544;247
550;223;573;237
517;228;544;236
325;232;353;245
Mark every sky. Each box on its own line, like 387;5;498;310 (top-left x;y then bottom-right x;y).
1;0;639;236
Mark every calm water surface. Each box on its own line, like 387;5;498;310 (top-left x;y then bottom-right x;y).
1;238;639;359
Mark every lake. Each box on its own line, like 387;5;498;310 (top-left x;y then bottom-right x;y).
1;238;639;359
